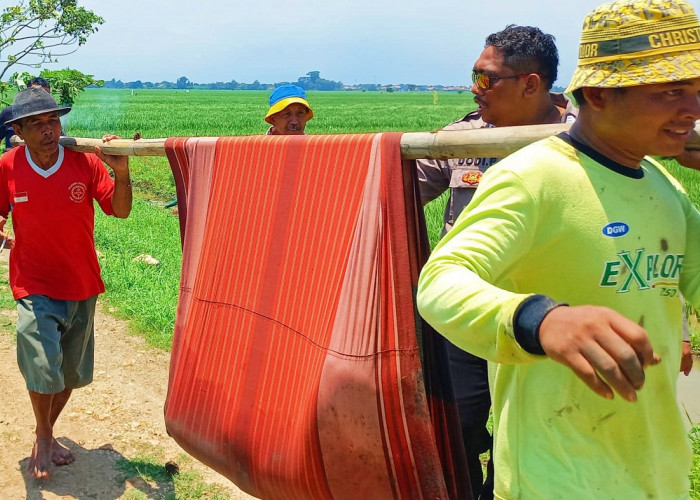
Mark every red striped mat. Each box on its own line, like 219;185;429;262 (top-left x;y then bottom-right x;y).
164;133;470;499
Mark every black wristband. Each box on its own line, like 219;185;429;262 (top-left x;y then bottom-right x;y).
513;294;568;356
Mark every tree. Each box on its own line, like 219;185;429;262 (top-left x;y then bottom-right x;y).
103;78;124;89
125;80;143;89
39;67;103;105
8;70;33;89
0;1;104;82
296;71;342;91
176;76;190;89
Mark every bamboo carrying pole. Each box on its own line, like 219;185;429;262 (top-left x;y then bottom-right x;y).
10;122;700;159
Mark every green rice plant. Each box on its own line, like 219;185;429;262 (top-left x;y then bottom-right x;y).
660;157;700;208
129;156;177;202
424;191;449;250
659;157;700;351
64;88;476;139
690;425;700;498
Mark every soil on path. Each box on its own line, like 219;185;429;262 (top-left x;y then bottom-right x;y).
0;251;256;499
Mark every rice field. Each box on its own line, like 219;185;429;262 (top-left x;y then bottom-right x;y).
64;88;476;139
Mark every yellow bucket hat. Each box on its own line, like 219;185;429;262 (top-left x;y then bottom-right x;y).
264;84;314;124
566;0;700;92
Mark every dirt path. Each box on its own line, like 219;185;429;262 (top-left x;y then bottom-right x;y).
0;251;256;499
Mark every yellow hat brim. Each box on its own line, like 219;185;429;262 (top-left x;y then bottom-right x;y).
264;97;314;124
566;50;700;93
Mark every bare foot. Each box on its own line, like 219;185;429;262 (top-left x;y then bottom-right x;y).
51;438;74;465
28;437;52;478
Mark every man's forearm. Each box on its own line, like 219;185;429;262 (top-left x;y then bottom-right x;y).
111;170;132;218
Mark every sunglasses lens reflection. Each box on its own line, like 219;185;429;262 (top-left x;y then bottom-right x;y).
479;74;490;89
472;72;490;90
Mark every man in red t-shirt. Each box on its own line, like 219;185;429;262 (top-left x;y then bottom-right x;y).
0;87;132;478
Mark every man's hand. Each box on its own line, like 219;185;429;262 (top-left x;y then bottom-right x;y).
0;216;15;250
681;340;693;376
539;305;660;402
94;134;129;175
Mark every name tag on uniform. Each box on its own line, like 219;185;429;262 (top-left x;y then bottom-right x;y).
14;192;28;203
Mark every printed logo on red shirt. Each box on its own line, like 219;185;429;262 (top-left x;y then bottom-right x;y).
69;182;87;203
461;171;482;186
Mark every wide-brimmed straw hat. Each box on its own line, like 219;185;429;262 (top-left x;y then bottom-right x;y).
264;84;314;124
5;86;71;126
566;0;700;92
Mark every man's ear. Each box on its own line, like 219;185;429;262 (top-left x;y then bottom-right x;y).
522;73;542;97
11;123;23;140
580;87;610;111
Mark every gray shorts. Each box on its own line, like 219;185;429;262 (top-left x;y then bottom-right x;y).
16;295;97;394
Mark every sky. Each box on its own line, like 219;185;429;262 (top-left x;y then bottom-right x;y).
52;0;626;88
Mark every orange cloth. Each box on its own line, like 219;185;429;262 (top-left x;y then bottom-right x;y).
164;133;470;499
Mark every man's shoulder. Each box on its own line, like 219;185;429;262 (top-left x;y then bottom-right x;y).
63;147;101;166
0;144;21;164
442;111;487;131
643;156;688;192
494;135;576;177
0;146;29;180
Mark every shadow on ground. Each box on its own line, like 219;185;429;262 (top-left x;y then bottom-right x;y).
19;437;175;499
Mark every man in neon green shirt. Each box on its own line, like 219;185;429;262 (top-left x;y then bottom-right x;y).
417;0;700;497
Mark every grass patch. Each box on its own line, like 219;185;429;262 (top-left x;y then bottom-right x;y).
424;190;449;250
117;453;230;499
691;425;700;498
65;88;476;139
129;156;177;202
659;157;700;352
94;197;181;350
689;314;700;353
0;264;16;333
0;227;16;337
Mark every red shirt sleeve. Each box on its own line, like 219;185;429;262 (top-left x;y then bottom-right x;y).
87;153;116;216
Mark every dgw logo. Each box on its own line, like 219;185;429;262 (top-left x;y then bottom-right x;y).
602;222;629;238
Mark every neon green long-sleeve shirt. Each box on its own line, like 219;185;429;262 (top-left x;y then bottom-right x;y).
418;135;700;499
